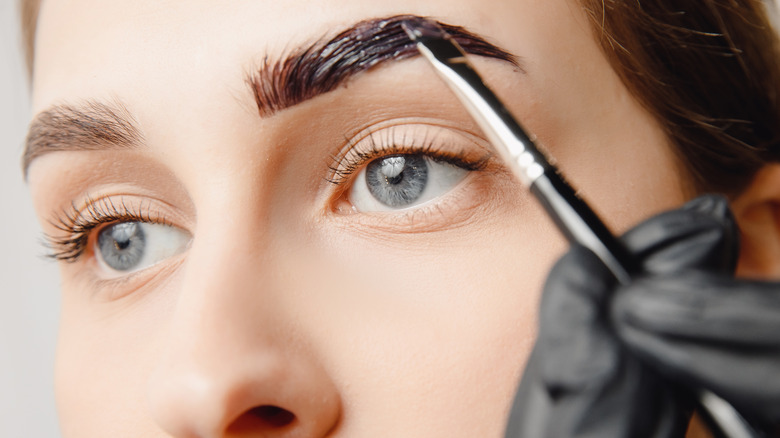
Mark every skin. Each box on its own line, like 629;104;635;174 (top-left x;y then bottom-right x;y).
28;0;689;436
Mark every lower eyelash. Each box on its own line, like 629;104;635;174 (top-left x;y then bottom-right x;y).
44;196;165;263
327;126;492;186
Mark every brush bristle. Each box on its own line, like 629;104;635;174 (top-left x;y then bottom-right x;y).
400;17;449;42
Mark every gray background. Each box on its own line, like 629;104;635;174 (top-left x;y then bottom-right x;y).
1;1;61;437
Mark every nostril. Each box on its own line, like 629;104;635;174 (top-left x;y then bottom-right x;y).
251;405;295;427
227;405;296;433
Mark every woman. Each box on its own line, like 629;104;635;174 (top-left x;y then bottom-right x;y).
20;0;780;436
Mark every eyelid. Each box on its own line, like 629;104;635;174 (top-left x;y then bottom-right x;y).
44;194;189;263
328;119;494;186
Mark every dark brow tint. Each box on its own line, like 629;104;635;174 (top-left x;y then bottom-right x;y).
248;14;519;117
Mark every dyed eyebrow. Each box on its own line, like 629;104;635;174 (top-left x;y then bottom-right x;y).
23;100;142;176
248;14;520;117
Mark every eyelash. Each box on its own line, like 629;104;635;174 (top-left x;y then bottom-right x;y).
327;127;492;186
44;197;168;263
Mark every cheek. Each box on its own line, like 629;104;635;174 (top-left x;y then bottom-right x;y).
293;202;565;433
55;276;174;437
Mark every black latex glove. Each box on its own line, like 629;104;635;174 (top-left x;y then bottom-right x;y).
612;242;780;431
503;195;780;437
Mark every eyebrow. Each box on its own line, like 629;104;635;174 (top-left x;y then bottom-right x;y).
23;14;518;175
248;14;519;117
23;100;143;176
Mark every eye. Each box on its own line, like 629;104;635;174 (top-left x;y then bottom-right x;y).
348;153;469;212
95;221;190;274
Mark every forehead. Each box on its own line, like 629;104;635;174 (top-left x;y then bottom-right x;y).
30;0;597;109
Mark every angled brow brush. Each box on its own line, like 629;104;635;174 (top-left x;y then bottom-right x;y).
399;16;758;438
401;17;633;285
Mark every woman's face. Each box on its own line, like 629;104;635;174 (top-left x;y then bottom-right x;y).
28;0;688;436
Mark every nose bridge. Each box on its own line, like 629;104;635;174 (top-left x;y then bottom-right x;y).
174;167;284;329
147;210;341;437
175;214;279;344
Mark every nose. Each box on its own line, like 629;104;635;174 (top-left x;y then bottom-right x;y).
147;233;341;438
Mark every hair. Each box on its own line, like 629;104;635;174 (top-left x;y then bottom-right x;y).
19;0;40;79
18;0;780;196
579;0;780;196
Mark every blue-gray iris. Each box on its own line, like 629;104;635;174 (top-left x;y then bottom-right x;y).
366;154;428;207
97;222;146;271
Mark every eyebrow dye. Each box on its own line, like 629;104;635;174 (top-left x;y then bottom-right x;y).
249;14;518;117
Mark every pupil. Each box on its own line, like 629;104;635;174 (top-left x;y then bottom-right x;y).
386;173;403;185
115;238;131;250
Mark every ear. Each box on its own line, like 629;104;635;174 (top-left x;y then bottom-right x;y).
730;164;780;279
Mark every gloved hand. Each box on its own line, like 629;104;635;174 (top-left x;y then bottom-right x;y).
504;195;780;437
612;228;780;432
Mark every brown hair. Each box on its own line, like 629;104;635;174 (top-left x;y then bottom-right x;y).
19;0;780;195
578;0;780;195
20;0;41;78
